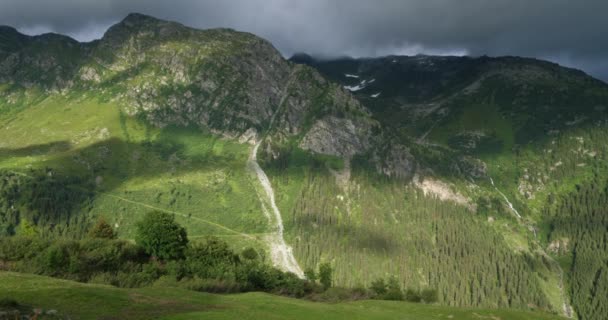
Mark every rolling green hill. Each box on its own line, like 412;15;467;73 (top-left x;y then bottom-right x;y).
0;271;563;320
1;13;608;319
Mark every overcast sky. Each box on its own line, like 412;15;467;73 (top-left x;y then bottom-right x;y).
1;0;607;81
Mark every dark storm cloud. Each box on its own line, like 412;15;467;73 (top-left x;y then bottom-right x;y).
1;0;607;80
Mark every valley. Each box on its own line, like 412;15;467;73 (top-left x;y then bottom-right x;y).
0;13;607;320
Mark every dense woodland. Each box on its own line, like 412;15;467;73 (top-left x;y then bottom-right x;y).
544;176;608;320
275;169;553;311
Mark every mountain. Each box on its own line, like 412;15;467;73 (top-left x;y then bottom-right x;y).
1;13;608;319
291;54;608;319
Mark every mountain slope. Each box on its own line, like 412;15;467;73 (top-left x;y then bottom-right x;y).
1;13;608;318
292;54;608;319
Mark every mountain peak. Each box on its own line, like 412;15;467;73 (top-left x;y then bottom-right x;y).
120;12;163;26
100;13;187;45
0;25;20;35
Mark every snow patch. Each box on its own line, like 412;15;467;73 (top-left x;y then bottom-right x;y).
371;92;381;98
344;74;359;78
343;78;376;92
344;84;366;92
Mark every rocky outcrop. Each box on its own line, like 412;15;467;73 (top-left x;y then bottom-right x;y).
373;143;416;180
299;115;372;157
0;13;375;159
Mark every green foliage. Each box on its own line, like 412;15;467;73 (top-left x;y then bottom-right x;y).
185;236;239;280
405;288;422;303
0;235;314;297
278;169;553;310
241;247;260;261
420;288;438;303
318;262;333;290
384;276;404;301
0;271;563;320
135;211;189;260
88;218;116;239
370;278;387;296
543;176;608;320
304;267;317;282
0;169;94;238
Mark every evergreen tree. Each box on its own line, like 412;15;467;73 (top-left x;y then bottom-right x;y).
88;218;116;239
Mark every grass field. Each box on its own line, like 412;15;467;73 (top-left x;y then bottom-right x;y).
0;272;564;320
0;95;271;252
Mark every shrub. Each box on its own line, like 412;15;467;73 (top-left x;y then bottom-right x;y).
180;277;244;293
88;272;117;286
384;276;404;301
370;278;387;296
241;247;259;260
304;267;317;282
421;288;438;303
135;211;188;260
0;236;49;261
405;288;422;302
185;237;239;280
318;262;332;290
309;287;371;302
88;218;116;239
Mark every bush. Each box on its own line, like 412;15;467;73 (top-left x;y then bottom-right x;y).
241;247;259;260
304;267;317;282
318;262;332;290
370;278;387;296
88;218;116;239
89;272;117;286
405;288;422;302
309;287;371;302
185;237;239;280
135;211;188;260
180;277;244;293
0;236;49;261
384;276;404;301
421;288;438;303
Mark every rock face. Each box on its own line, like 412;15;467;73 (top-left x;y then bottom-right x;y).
300;116;372;157
373;143;416;180
0;13;374;160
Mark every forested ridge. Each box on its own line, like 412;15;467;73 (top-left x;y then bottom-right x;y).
544;176;608;319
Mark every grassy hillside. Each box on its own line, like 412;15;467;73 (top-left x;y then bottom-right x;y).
0;94;268;253
0;271;563;320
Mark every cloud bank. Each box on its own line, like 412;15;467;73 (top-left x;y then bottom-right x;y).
1;0;607;80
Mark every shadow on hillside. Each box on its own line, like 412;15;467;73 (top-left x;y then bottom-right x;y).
0;134;247;235
0;141;72;159
294;214;400;254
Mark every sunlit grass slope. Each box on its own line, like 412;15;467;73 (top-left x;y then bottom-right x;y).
0;95;269;251
0;272;563;320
